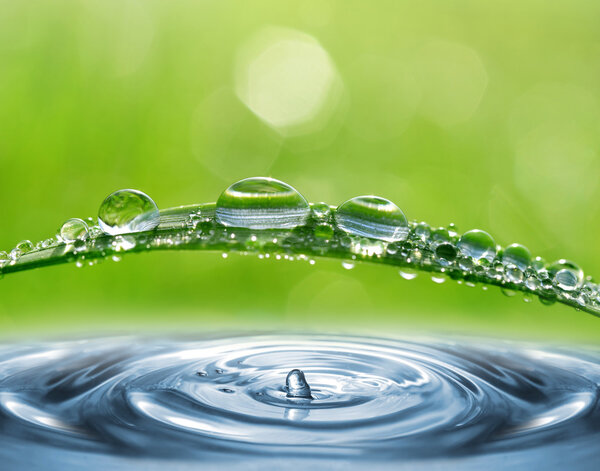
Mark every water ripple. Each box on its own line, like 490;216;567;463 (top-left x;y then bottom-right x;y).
0;334;599;469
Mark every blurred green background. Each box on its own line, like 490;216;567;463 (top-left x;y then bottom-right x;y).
1;0;599;342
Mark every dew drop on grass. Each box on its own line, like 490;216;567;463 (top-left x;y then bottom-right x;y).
334;196;408;242
502;243;531;271
98;189;160;235
60;218;89;242
215;177;310;230
457;229;496;263
547;260;583;291
16;240;33;254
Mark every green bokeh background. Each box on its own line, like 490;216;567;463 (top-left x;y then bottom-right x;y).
1;0;599;342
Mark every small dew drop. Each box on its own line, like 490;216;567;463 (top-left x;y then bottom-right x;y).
311;202;332;220
60;218;89;243
457;229;496;263
431;275;446;284
502;243;531;271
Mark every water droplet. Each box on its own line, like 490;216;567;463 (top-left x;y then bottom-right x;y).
399;269;418;280
342;260;355;270
434;242;457;263
504;264;524;284
311;202;332;220
215;177;310;230
431;275;446;284
219;388;235;394
547;260;583;290
554;269;579;292
60;218;89;243
285;369;313;399
414;222;431;241
16;240;33;254
457;229;496;263
98;189;159;235
334;196;408;243
196;371;207;377
0;251;10;268
502;243;531;271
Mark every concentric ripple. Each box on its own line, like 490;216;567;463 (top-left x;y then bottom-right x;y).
1;334;600;470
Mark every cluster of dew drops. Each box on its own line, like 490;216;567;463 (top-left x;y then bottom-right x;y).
1;176;599;313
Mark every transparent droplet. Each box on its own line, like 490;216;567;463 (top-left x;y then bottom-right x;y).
215;177;310;230
434;242;457;263
334;196;408;243
98;189;159;235
547;259;583;289
431;275;446;284
286;369;313;399
457;229;496;263
0;251;9;268
414;222;431;241
502;243;531;271
311;202;332;220
60;218;89;243
504;263;524;284
16;240;33;254
554;268;579;292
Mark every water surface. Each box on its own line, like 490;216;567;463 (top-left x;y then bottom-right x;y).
0;333;599;470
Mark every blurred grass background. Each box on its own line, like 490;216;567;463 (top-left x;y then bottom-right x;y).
1;0;599;341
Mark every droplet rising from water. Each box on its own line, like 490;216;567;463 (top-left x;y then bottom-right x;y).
285;369;313;399
502;243;531;271
215;177;310;230
60;218;89;242
98;189;160;235
334;196;408;243
457;229;496;263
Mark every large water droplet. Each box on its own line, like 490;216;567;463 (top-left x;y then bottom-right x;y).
98;189;160;235
285;369;313;399
502;243;531;271
215;177;310;230
60;218;89;243
457;229;496;263
334;196;408;242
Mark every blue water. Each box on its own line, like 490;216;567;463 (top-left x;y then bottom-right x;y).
0;334;599;470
